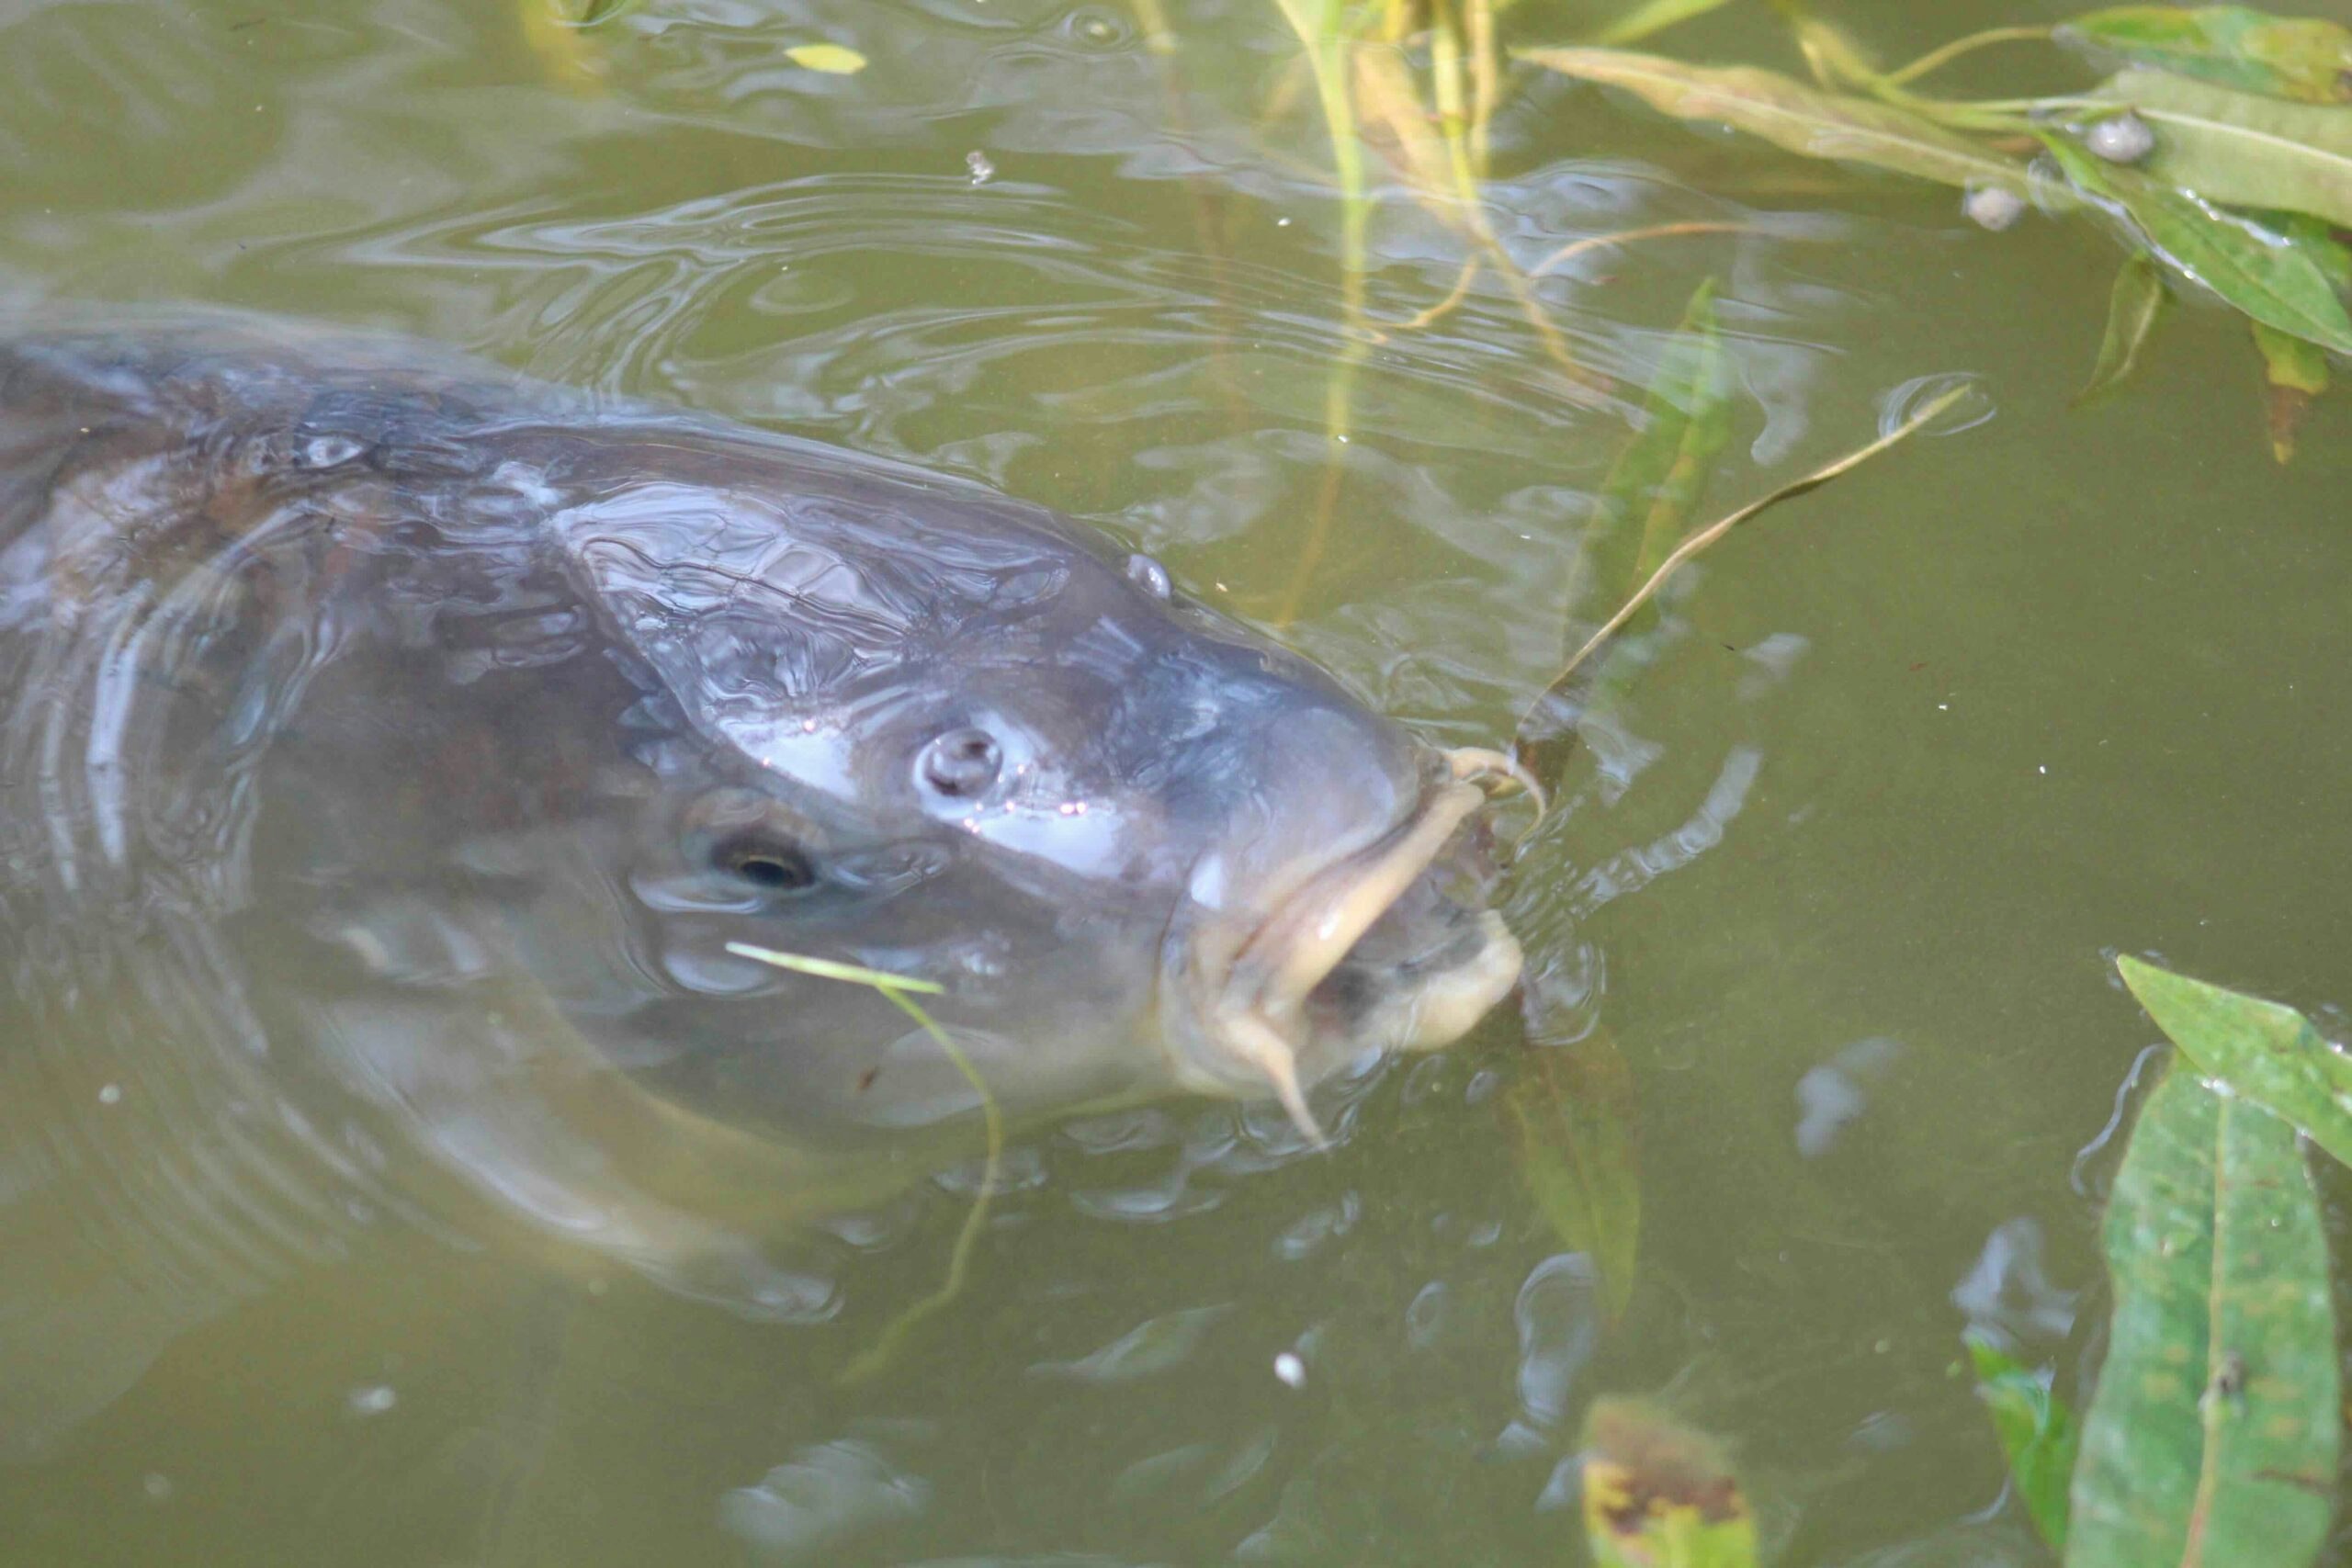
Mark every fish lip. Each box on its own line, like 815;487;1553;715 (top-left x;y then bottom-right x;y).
1164;747;1530;1142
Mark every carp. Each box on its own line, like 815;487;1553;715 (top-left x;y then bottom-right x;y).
0;318;1525;1448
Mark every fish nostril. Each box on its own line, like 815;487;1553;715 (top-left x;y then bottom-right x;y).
920;726;1002;797
1125;554;1172;600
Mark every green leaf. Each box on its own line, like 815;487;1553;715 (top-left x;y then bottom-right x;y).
2066;1064;2337;1568
2255;319;2333;396
786;42;869;73
1590;0;1740;48
1521;279;1731;772
2064;6;2352;103
2095;69;2352;231
2254;319;2329;462
1581;282;1734;623
1517;48;2035;194
1500;1026;1642;1323
2080;252;2171;403
2115;955;2352;1168
1581;1398;1759;1568
2272;208;2352;288
1966;1334;2079;1551
2039;130;2352;355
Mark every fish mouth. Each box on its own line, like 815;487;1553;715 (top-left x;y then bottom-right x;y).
1168;747;1535;1143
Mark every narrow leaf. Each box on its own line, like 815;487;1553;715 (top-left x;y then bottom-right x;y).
2272;208;2352;288
2097;69;2352;230
1590;0;1740;48
1581;1398;1759;1568
2066;1065;2337;1568
2064;6;2352;103
1966;1334;2078;1551
2115;954;2352;1169
1518;48;2034;194
1775;2;1889;93
2080;252;2171;403
1500;1028;1642;1323
1517;380;1973;748
786;42;869;73
725;942;944;994
1577;282;1734;631
2254;318;2329;461
1352;43;1470;226
2039;130;2352;354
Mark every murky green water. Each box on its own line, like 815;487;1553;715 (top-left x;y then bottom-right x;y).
1;0;2347;1562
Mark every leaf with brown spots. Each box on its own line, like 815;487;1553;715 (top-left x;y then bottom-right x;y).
1579;1398;1758;1568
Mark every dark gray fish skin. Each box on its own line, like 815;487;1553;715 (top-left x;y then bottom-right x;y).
0;318;1521;1449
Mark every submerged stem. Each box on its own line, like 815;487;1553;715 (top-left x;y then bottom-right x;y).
1378;253;1483;334
1269;0;1373;624
1516;384;1973;755
1467;0;1498;179
722;942;1003;1387
1883;24;2054;88
835;987;1004;1387
1529;220;1757;279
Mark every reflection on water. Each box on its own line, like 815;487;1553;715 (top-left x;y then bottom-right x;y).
0;0;2346;1563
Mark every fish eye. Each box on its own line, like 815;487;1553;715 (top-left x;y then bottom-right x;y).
1125;553;1172;599
919;726;1003;798
712;833;820;893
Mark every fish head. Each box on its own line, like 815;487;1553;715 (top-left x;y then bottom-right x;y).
536;448;1525;1145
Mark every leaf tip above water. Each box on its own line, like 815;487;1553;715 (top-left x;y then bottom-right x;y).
787;41;870;74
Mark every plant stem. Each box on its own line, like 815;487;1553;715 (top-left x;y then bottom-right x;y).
1883;24;2054;88
1529;220;1756;280
1467;0;1498;178
1517;384;1973;752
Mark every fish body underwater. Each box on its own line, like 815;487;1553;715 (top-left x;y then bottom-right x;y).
0;317;1522;1452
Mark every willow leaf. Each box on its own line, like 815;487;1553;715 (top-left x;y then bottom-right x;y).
2040;130;2352;354
2116;955;2352;1168
1519;48;2033;194
2064;6;2352;103
2080;252;2170;403
2253;319;2328;462
1521;279;1730;772
2066;1065;2336;1568
1966;1335;2078;1551
1576;282;1732;628
2097;69;2352;230
1500;1027;1642;1323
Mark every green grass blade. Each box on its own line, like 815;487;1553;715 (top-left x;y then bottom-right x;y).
722;943;1000;1386
722;942;944;993
2066;1064;2337;1568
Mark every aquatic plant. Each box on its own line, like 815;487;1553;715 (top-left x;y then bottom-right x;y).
724;944;1004;1383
